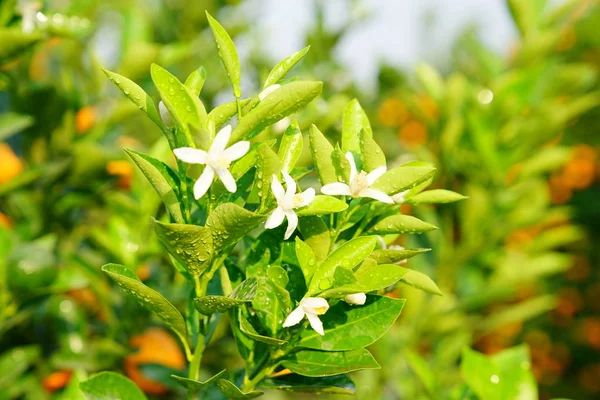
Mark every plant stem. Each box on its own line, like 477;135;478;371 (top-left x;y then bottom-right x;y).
220;266;233;296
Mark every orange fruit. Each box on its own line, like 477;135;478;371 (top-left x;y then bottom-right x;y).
398;120;428;148
106;160;133;190
378;98;409;127
42;370;72;393
124;328;186;395
75;106;97;134
563;158;596;190
548;173;572;204
136;264;151;281
0;212;12;229
0;144;24;184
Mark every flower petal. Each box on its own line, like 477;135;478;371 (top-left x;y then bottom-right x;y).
361;188;394;204
321;182;351;196
392;190;409;204
344;293;367;305
345;152;358;182
173;147;207;164
283;172;297;199
210;125;232;154
265;207;286;230
158;101;173;126
223;141;250;161
215;168;236;193
258;84;281;101
306;313;325;336
283;210;298;240
299;188;316;207
271;175;285;203
193;166;214;199
301;297;330;312
366;166;387;185
282;305;305;328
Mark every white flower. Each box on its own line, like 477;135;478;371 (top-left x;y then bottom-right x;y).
158;101;173;126
258;84;281;101
392;189;409;204
265;172;315;240
321;152;393;204
272;117;291;134
173;125;249;199
282;297;329;335
376;235;407;265
17;0;41;33
344;293;366;305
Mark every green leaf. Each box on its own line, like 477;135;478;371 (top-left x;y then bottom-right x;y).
331;145;351;182
309;236;377;294
404;349;438;397
461;348;502;400
353;261;409;291
0;29;40;62
208;99;251;130
0;112;34;141
238;312;287;346
370;248;430;264
125;149;184;223
252;277;291;336
342;99;372;154
153;219;212;276
491;345;538;400
370;165;436;195
194;277;258;314
406;189;467;204
282;348;380;377
359;129;385;172
151;63;206;136
206;12;241;98
298;216;330;262
297;296;405;351
184;66;206;96
80;372;147;400
102;68;163;129
171;369;226;392
368;215;437;235
206;203;264;253
267;265;289;287
296;195;348;216
294;237;318;284
101;264;187;344
261;374;355;395
278;121;303;174
264;46;310;88
400;270;442;295
217;379;263;399
232;81;322;141
308;124;337;185
256;144;281;212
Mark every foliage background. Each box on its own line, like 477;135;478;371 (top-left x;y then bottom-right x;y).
0;0;598;399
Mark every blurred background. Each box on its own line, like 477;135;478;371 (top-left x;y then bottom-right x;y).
1;0;599;399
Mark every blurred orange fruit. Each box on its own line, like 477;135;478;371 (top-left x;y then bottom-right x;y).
136;264;151;281
106;160;133;190
42;370;72;393
0;212;13;229
548;173;572;204
76;106;97;134
398;120;428;148
378;98;409;127
0;144;24;184
124;328;186;395
562;158;596;189
416;94;439;121
581;318;600;349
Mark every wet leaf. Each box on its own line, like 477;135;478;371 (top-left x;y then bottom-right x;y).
297;296;405;351
370;248;430;264
298;216;330;262
206;203;264;253
370;165;436;195
102;264;187;343
256;144;281;212
264;46;310;88
153;219;213;276
217;379;264;399
400;270;442;295
296;195;348;216
184;66;206;96
194;278;258;314
359;129;385;172
282;348;380;377
125;149;184;223
261;374;355;395
368;215;437;235
406;189;467;204
278;121;303;174
171;369;226;392
206;12;241;98
308;124;336;185
232;81;322;141
342;99;371;154
238;312;287;346
103;68;163;129
208;99;251;130
252;277;292;336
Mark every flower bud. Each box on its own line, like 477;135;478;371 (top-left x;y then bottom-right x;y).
344;293;366;305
